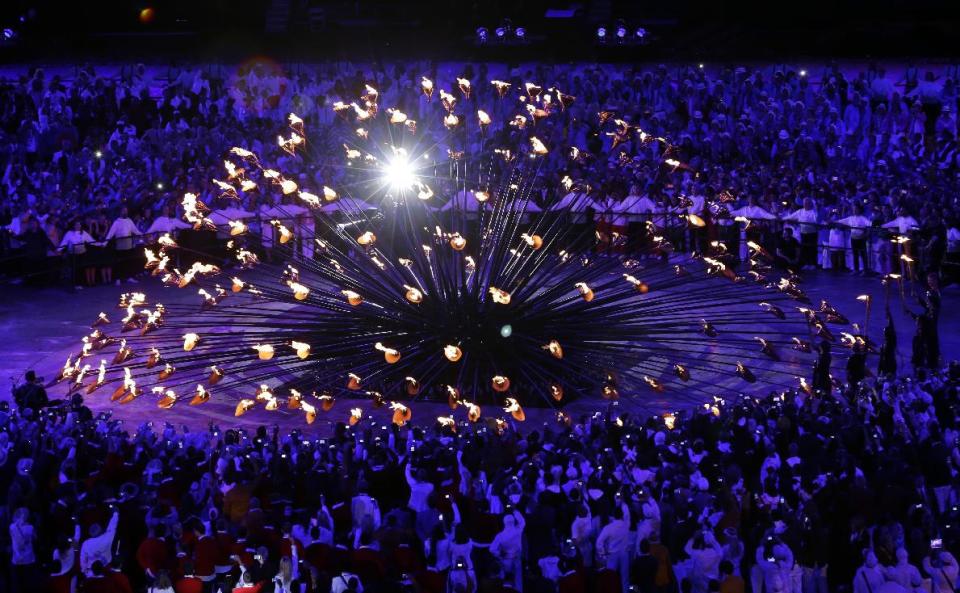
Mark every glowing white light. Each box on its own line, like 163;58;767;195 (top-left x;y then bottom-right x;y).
383;156;416;190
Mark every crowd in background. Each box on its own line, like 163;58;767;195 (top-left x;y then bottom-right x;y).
0;61;959;287
1;357;959;593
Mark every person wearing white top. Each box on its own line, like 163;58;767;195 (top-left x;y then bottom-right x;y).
754;539;796;593
684;530;724;593
924;549;960;593
596;506;631;591
571;506;594;568
622;186;661;222
836;203;873;274
783;198;820;269
882;209;920;235
405;462;435;513
79;510;120;577
350;488;380;534
145;205;190;239
592;194;629;254
730;197;777;260
884;548;924;593
730;200;777;221
330;571;363;593
853;550;887;593
10;507;37;589
490;511;526;591
60;220;98;287
104;207;142;282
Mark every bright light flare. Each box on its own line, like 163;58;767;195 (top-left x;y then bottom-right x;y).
383;156;417;191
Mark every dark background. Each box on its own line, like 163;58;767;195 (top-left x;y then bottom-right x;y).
0;0;958;62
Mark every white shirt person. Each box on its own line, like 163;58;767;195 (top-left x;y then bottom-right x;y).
145;206;190;240
59;225;97;255
104;207;142;251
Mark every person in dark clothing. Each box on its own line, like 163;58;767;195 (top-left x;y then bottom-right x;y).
632;538;660;593
907;272;941;371
12;370;49;412
846;342;867;389
17;218;55;284
775;227;801;270
812;340;833;396
877;308;897;377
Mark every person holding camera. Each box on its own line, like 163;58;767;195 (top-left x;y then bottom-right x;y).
12;369;49;412
923;543;959;593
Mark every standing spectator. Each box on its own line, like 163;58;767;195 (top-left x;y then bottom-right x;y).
783;198;820;269
103;206;141;284
80;511;120;577
10;507;38;591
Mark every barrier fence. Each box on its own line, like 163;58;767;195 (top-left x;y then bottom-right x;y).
1;212;957;290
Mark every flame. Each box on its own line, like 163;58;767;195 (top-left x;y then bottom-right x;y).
282;280;308;301
157;388;177;409
357;231;376;246
457;77;472;98
504;397;525;421
521;233;543;250
544;340;564;359
491;375;511;392
253;344;275;360
416;183;434;200
405;376;420;396
491;79;511;97
349;407;363;426
183;333;200;351
530;136;548;155
391;402;412;426
663;412;677;430
375;342;402;364
421;76;434;99
575;282;595;302
449;233;467;251
291;341;311;360
404;285;424;304
489;287;511;304
444;344;463;362
342;290;363;306
467;401;482;422
190;384;209;406
235;399;255;416
346;373;362;390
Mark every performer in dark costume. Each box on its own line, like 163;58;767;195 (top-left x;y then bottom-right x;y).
877;308;897;377
907;272;942;371
846;341;867;389
812;339;832;397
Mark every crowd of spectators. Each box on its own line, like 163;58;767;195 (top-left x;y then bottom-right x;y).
2;352;959;593
4;58;960;593
1;60;960;288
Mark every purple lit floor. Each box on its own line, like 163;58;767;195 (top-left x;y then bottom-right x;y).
1;271;957;434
